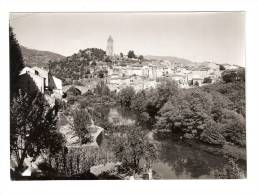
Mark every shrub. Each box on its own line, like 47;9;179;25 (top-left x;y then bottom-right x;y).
220;110;246;146
72;109;92;144
66;86;82;96
111;126;158;174
118;86;136;107
222;68;245;83
203;77;212;84
219;65;226;71
200;120;225;146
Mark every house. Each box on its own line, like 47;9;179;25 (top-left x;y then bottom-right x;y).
18;67;45;94
143;79;157;90
192;76;203;86
127;65;144;76
192;69;209;79
19;66;63;98
168;73;189;88
156;67;164;78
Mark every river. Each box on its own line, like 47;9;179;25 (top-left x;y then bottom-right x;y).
97;105;246;179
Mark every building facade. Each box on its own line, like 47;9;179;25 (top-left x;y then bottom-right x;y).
19;66;63;98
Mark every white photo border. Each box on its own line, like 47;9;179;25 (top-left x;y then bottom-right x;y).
0;0;257;195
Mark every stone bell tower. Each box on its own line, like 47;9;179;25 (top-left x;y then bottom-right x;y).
106;35;114;56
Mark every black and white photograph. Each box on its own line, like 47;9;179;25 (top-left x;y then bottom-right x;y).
8;12;247;180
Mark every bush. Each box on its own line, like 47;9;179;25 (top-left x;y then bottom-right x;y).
200;120;225;146
111;126;158;174
222;68;245;83
220;110;246;146
94;81;110;96
66;86;82;96
73;109;92;144
118;86;135;107
67;95;80;105
219;65;226;71
203;77;212;84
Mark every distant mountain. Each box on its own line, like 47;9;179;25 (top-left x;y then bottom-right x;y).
144;55;193;66
145;55;242;70
20;46;65;68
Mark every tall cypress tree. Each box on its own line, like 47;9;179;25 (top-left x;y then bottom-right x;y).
9;26;24;97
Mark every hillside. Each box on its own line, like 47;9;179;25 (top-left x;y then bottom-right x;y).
20;46;65;68
48;48;107;84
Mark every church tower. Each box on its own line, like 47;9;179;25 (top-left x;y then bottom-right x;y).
106;35;114;56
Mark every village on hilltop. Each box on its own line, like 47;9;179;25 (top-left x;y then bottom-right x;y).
17;35;240;104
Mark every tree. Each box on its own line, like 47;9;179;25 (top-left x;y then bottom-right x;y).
10;89;65;172
194;81;200;86
118;86;136;107
112;126;157;174
138;55;144;62
72;109;92;144
97;70;105;78
219;65;226;71
156;89;213;137
94;81;110;96
203;77;212;84
131;90;147;113
222;68;245;83
66;86;82;96
104;56;112;62
127;50;136;59
188;79;193;86
91;60;97;66
144;79;179;118
120;52;124;58
220;109;246;146
200;120;225;145
10;26;24;97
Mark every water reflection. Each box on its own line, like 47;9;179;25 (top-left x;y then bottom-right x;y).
98;105;245;179
108;107;135;126
155;139;228;179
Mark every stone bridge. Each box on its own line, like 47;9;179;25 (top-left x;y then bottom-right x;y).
63;83;97;94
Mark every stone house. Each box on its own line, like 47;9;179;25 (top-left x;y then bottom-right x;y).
18;66;63;98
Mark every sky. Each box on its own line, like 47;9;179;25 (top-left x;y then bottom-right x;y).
10;12;245;66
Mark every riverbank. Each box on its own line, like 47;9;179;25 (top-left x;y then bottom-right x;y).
153;130;246;170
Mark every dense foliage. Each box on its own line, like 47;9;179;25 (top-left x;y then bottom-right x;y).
118;86;136;107
221;68;245;83
72;109;92;144
66;86;82;96
117;69;246;147
203;77;212;83
119;79;179;119
127;50;137;59
94;81;110;97
46;146;115;179
111;126;157;174
48;48;106;83
10;90;65;172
